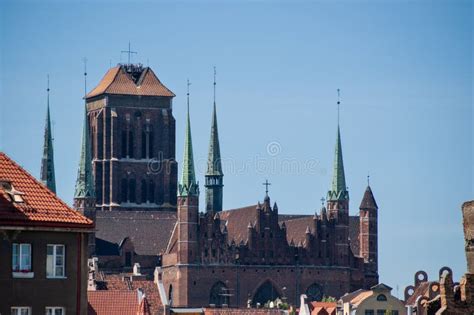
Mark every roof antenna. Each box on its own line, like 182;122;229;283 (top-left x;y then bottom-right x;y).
337;88;341;126
213;66;217;105
121;41;137;65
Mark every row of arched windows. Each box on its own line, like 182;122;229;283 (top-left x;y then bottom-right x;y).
120;125;155;159
120;178;156;204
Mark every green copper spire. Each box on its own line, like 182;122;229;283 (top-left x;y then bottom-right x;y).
327;91;348;201
205;68;223;212
178;80;199;197
206;102;223;176
40;75;56;193
74;104;95;199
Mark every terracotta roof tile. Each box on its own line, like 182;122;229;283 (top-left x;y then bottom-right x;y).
87;66;175;98
96;274;162;314
88;290;138;315
204;308;285;315
0;152;93;229
220;205;258;243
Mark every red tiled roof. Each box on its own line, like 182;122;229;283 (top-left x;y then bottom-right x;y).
86;66;175;98
137;296;151;315
96;274;162;314
88;291;138;315
0;152;93;229
220;205;258;244
309;302;337;315
204;308;285;315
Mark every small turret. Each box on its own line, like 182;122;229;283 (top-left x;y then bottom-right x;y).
204;69;224;213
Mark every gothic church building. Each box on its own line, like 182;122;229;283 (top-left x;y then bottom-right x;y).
41;62;380;308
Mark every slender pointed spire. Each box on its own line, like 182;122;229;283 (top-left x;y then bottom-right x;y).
328;89;348;201
206;68;223;176
178;79;198;197
74;60;95;199
40;75;56;193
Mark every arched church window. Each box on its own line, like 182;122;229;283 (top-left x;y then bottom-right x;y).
209;281;229;306
129;179;136;203
306;283;323;301
252;280;280;306
141;179;147;203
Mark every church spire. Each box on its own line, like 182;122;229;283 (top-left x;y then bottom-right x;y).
205;68;223;212
74;61;95;199
206;67;223;176
179;79;199;197
328;89;348;201
40;75;56;193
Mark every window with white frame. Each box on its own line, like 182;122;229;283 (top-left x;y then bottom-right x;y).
11;307;31;315
12;243;31;272
45;307;65;315
46;245;65;278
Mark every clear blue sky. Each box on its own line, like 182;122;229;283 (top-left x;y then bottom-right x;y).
1;0;472;296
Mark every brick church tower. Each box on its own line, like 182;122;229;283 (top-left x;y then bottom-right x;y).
326;124;350;266
177;88;200;264
85;64;177;211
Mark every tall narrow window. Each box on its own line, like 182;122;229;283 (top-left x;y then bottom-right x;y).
12;243;31;272
148;128;154;158
141;131;147;159
46;244;65;278
148;180;155;203
121;178;128;203
141;179;147;203
121;130;127;158
128;130;134;159
129;179;136;203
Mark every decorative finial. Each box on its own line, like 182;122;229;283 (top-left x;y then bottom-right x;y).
47;74;50;93
367;172;370;186
262;179;271;196
213;66;217;105
187;79;191;112
121;42;137;64
83;58;87;99
337;88;341;126
320;197;325;206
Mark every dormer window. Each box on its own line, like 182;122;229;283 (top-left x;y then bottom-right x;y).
0;181;25;203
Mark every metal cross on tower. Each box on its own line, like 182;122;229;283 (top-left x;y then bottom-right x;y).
262;179;271;196
320;197;325;206
121;42;137;64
